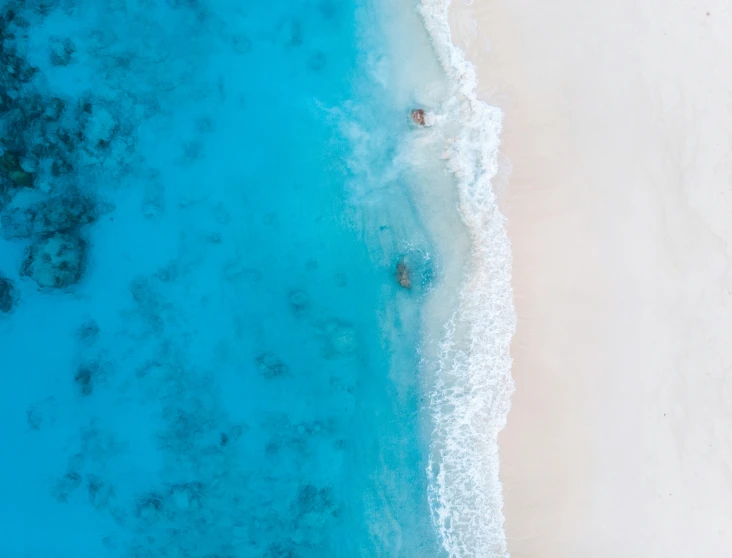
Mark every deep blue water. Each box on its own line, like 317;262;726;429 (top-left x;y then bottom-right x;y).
0;0;443;556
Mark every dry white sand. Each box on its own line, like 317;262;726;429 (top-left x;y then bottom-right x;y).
449;1;732;556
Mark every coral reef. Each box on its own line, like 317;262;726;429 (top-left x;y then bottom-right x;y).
0;7;112;297
3;190;99;240
0;273;18;312
74;362;101;396
21;233;87;288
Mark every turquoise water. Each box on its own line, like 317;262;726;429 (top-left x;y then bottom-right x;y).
0;0;447;555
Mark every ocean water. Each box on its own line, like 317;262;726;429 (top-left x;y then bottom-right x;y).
0;0;514;557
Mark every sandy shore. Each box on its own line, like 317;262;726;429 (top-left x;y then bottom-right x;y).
449;1;732;555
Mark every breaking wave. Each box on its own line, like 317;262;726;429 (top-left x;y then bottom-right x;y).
418;1;517;556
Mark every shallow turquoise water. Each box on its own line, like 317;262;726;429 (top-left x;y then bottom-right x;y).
0;0;444;555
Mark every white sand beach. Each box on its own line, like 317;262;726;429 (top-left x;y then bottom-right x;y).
450;0;732;555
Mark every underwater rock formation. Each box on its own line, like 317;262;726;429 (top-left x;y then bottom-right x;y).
31;192;98;234
21;232;88;288
0;273;17;312
410;108;426;126
74;362;99;396
394;250;433;293
396;258;411;289
2;191;98;240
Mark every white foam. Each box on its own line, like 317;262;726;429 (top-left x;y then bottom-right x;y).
417;1;516;556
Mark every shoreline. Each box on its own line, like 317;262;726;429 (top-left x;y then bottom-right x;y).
450;0;732;555
416;0;515;555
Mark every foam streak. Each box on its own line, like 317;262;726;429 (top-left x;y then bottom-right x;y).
419;1;516;556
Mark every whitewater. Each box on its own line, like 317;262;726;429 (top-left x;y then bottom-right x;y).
416;1;516;556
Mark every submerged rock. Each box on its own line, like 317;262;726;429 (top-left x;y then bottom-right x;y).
74;363;96;396
0;273;17;312
395;249;433;292
410;108;426;126
396;258;411;289
1;192;98;240
31;192;98;234
21;233;87;288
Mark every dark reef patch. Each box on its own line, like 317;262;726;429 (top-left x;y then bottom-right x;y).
21;233;88;288
0;273;18;312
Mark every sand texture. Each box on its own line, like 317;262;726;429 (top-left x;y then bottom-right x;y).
450;1;732;556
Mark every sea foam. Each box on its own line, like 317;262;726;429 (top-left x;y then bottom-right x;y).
416;1;517;556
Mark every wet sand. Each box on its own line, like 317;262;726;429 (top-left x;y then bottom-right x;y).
450;1;732;556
